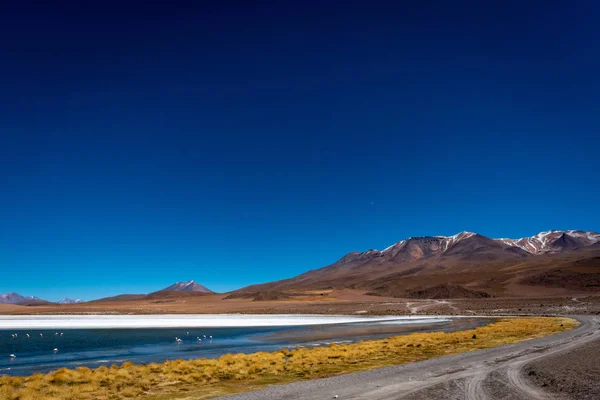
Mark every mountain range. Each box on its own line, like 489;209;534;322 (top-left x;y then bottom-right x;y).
58;298;83;304
230;230;600;299
0;293;45;305
3;230;599;302
1;280;214;305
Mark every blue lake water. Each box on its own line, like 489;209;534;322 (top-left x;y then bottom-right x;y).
0;315;490;376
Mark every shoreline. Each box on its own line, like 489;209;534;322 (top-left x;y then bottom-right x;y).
0;317;576;400
255;317;495;343
219;316;592;400
0;314;448;330
0;315;482;378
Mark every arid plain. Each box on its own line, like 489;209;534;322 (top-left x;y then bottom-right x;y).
2;289;600;317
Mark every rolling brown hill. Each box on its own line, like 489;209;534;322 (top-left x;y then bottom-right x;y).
230;231;600;299
89;294;147;303
0;292;52;306
157;280;213;294
90;280;214;303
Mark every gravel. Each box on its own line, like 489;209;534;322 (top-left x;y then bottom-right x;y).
525;337;600;399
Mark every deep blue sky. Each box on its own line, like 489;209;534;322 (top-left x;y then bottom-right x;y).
1;1;599;301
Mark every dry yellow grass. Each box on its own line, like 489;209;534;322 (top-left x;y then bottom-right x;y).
0;317;578;400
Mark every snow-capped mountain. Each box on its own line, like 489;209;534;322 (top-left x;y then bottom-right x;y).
377;230;599;257
231;229;600;298
380;231;477;259
160;280;214;293
294;229;599;278
498;230;600;254
0;292;43;304
58;298;83;304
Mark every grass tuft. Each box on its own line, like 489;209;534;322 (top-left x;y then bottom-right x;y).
0;317;578;400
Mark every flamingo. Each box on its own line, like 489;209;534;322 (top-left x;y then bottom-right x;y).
25;334;30;338
9;354;16;359
40;333;43;338
175;337;182;343
53;348;58;353
60;333;64;336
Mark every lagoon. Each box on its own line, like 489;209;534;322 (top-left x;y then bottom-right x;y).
0;314;489;376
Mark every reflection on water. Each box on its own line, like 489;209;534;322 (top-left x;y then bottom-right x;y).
0;317;491;376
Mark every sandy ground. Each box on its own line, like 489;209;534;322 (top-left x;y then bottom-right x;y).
3;290;600;316
219;316;599;400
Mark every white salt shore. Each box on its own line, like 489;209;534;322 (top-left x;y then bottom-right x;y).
0;314;449;329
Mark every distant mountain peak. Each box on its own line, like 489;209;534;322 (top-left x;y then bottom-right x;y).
161;280;214;293
58;298;83;304
0;292;43;305
438;231;477;251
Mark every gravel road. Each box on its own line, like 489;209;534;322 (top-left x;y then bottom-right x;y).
218;316;598;400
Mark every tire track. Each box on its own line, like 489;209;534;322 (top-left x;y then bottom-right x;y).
465;370;492;400
506;362;554;400
219;316;598;400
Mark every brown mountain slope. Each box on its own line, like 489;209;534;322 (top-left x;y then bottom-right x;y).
91;280;215;303
89;294;148;303
157;280;214;294
442;234;530;260
407;284;492;299
230;232;600;299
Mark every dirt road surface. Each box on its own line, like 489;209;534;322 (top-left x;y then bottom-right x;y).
219;316;598;400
